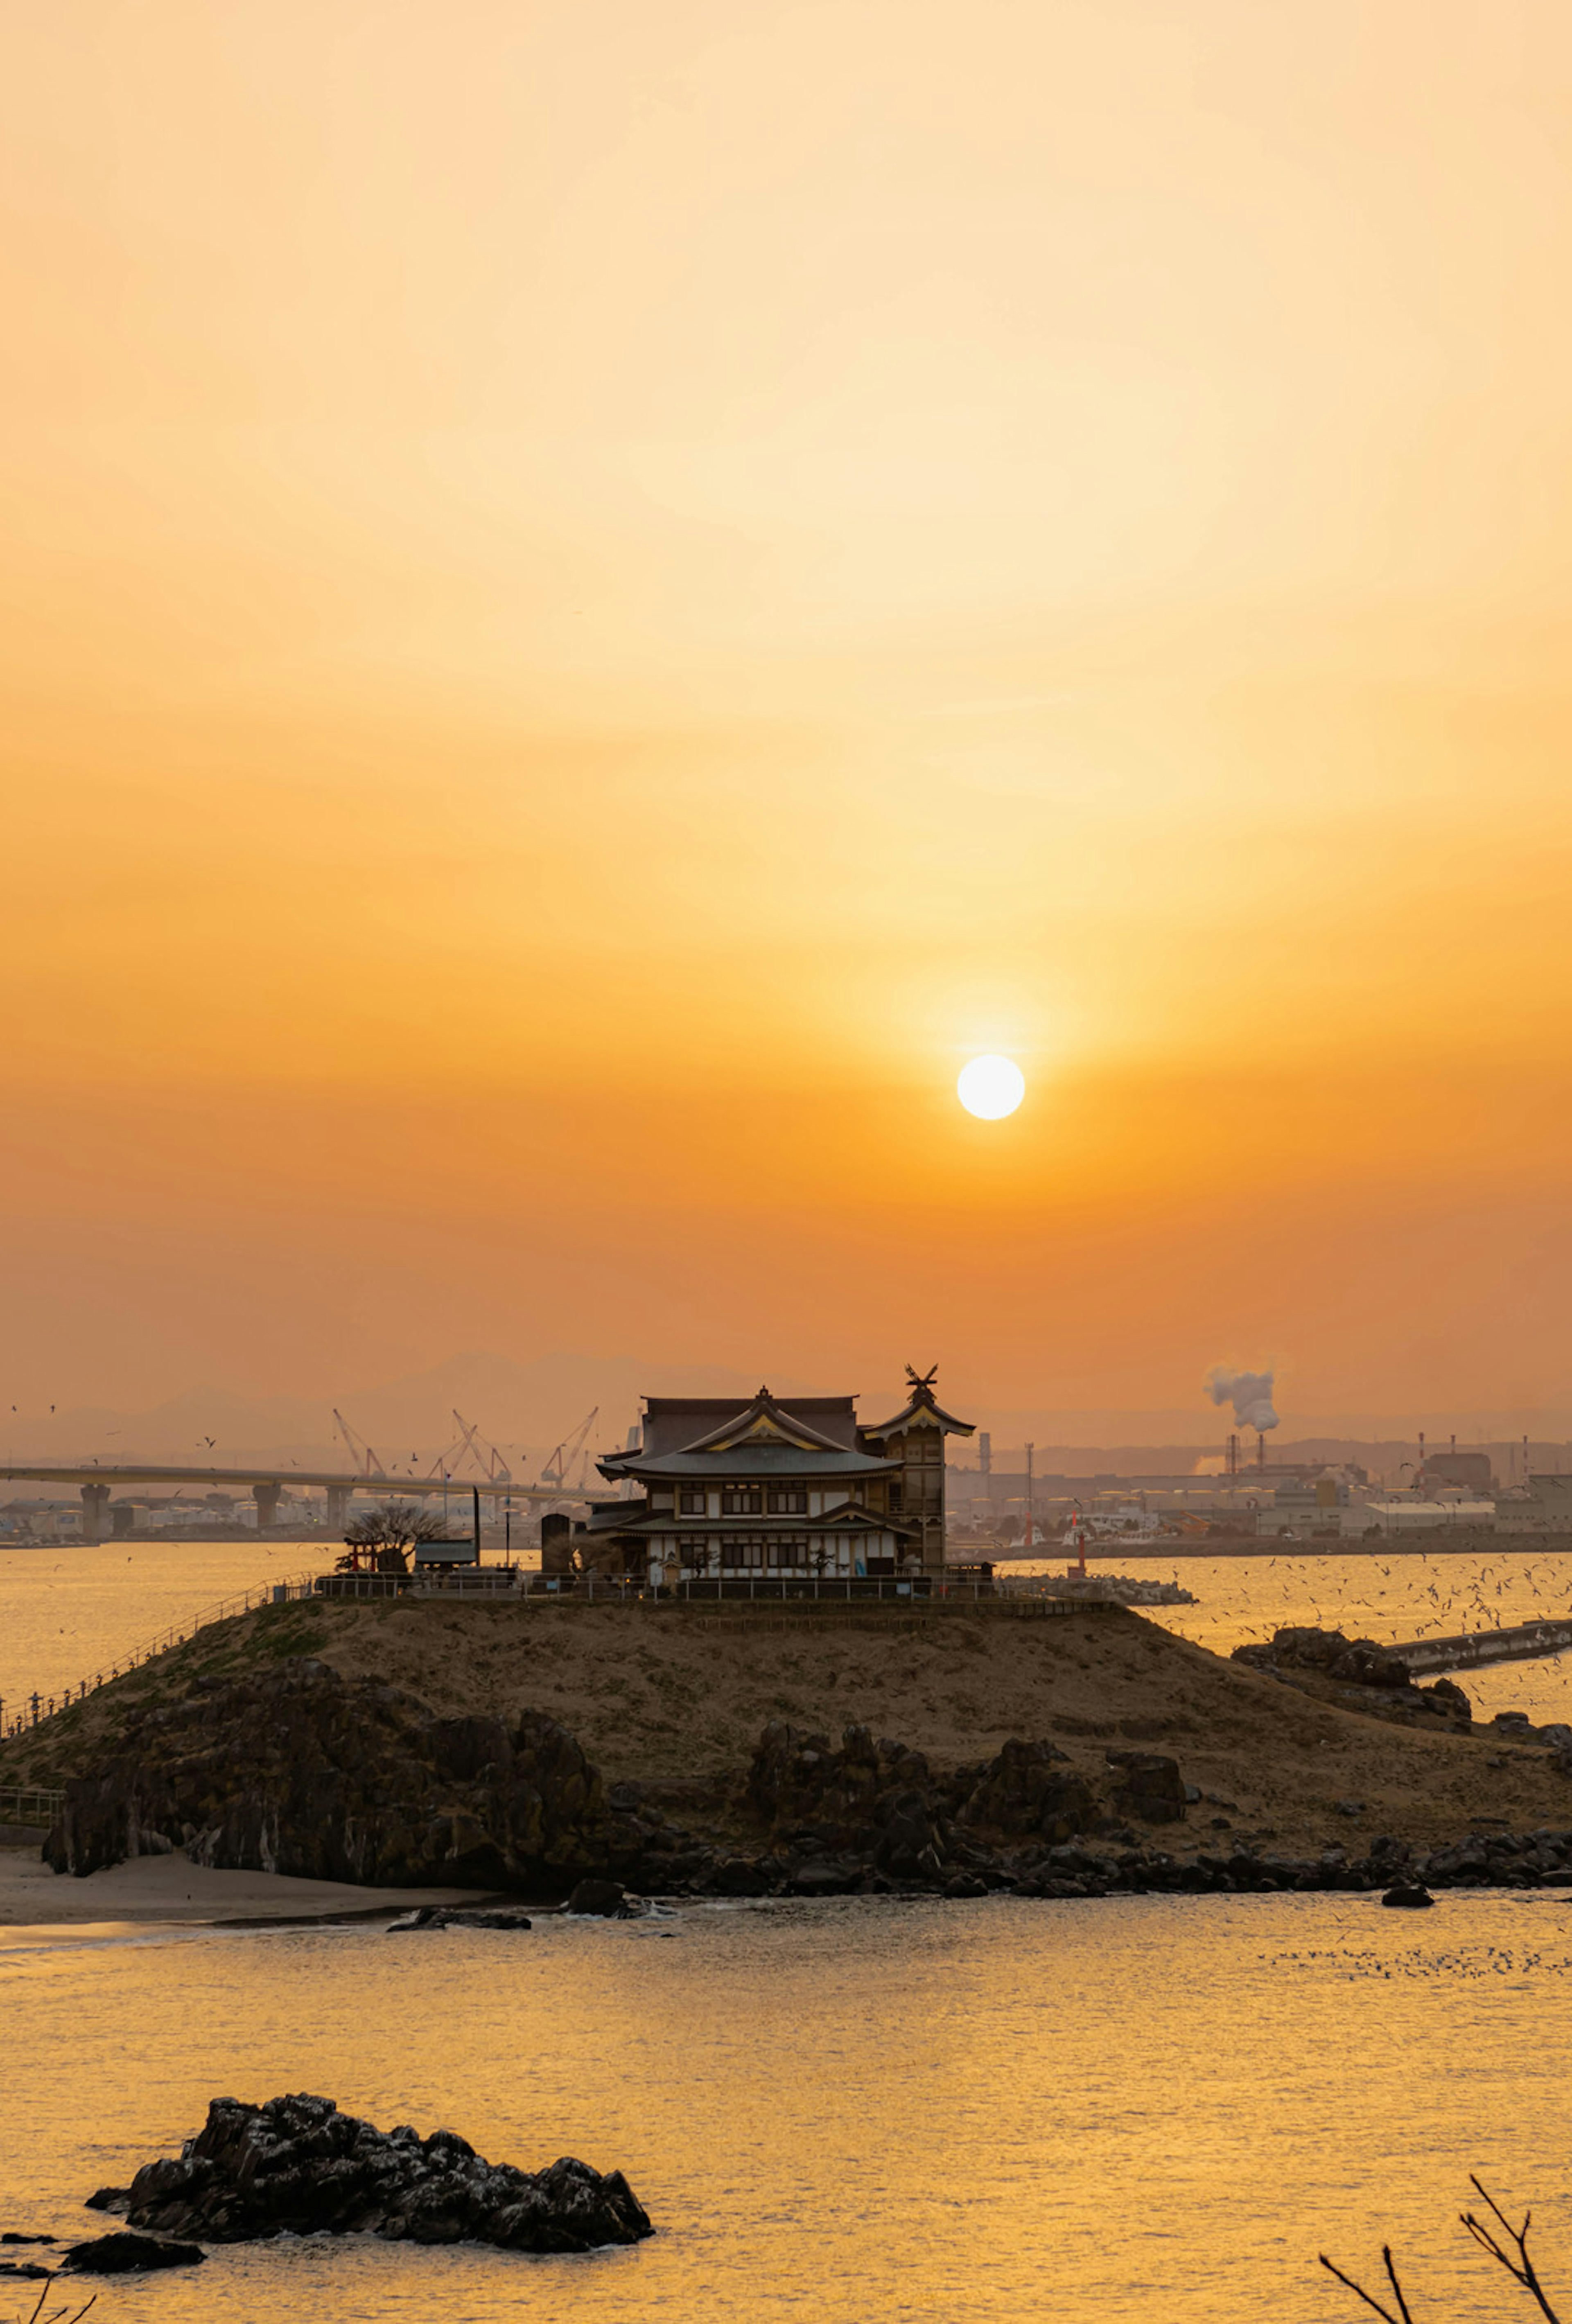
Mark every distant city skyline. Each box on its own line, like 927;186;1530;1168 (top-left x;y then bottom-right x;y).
3;1347;1570;1475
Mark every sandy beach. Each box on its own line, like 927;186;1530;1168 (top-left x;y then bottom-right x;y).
0;1841;478;1930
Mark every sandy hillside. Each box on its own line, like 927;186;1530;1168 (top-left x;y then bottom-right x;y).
6;1594;1572;1859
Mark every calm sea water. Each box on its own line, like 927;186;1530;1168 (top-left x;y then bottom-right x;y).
4;1893;1572;2322
7;1550;1572;2317
6;1537;1572;1728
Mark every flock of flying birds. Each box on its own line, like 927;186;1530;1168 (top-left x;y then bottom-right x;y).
1226;1551;1563;1640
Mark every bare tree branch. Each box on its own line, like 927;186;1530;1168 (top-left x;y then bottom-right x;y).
1460;2177;1563;2323
1322;2179;1565;2322
1318;2248;1413;2324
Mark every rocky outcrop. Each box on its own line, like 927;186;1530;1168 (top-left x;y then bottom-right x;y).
1235;1627;1416;1689
1232;1627;1481;1722
739;1719;1103;1890
113;2093;653;2253
43;1660;662;1893
958;1737;1095;1843
1105;1750;1188;1825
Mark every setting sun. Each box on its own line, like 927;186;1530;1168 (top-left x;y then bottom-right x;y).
957;1055;1026;1120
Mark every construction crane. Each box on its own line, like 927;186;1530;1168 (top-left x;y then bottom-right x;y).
542;1406;598;1490
451;1408;513;1482
332;1409;386;1478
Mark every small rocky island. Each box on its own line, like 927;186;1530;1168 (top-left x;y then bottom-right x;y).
17;1587;1572;1906
94;2093;653;2252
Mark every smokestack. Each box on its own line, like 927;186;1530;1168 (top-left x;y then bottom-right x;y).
979;1431;992;1474
1227;1432;1239;1478
1257;1431;1265;1469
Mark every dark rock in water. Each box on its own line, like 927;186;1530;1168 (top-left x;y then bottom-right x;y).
786;1859;857;1896
704;1855;777;1897
388;1906;533;1933
0;2261;55;2280
63;2232;206;2273
83;2189;129;2213
1381;1883;1434;1909
0;2234;55;2244
564;1877;629;1917
43;1660;642;1895
118;2093;653;2253
944;1872;988;1898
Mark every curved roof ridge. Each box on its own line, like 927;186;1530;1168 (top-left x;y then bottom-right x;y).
675;1385;854;1457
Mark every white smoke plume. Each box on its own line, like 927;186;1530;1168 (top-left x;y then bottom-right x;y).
1205;1365;1279;1433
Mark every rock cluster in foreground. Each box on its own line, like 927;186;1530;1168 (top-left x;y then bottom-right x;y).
98;2093;653;2253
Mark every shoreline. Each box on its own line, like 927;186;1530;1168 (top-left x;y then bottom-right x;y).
0;1844;484;1931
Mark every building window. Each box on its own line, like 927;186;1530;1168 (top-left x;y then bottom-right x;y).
722;1485;763;1515
767;1535;809;1569
678;1488;705;1514
766;1487;807;1514
720;1535;765;1569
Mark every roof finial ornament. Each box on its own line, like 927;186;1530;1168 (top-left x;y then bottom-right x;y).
906;1363;939;1390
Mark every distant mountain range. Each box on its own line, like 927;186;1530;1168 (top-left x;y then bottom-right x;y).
2;1348;1570;1485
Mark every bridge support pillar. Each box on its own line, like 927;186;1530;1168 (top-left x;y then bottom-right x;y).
253;1481;282;1531
79;1482;111;1543
326;1483;352;1532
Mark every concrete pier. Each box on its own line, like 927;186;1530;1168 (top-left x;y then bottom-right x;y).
1391;1619;1572;1675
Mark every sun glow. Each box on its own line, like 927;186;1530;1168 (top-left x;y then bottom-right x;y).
957;1056;1025;1120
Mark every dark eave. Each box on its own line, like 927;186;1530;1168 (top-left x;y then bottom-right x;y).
585;1507;919;1540
598;1444;897;1484
863;1393;975;1439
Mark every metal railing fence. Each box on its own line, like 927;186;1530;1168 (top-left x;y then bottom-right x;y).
0;1782;65;1825
0;1567;320;1740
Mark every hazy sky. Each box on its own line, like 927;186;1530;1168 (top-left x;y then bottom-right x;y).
5;1;1572;1424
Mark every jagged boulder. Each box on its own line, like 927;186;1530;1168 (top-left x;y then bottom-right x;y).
44;1661;646;1893
959;1738;1094;1844
745;1721;1097;1874
1107;1750;1188;1824
1236;1627;1414;1690
118;2094;653;2253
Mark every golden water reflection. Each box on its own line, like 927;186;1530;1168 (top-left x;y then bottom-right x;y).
3;1893;1572;2322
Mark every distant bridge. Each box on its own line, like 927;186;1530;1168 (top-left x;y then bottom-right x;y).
0;1462;588;1541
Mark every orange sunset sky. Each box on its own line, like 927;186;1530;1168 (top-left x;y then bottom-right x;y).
5;1;1572;1428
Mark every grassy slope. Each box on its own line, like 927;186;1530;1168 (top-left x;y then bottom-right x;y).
4;1597;1569;1857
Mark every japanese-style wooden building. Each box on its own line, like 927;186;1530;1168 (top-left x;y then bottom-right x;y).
582;1369;973;1585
